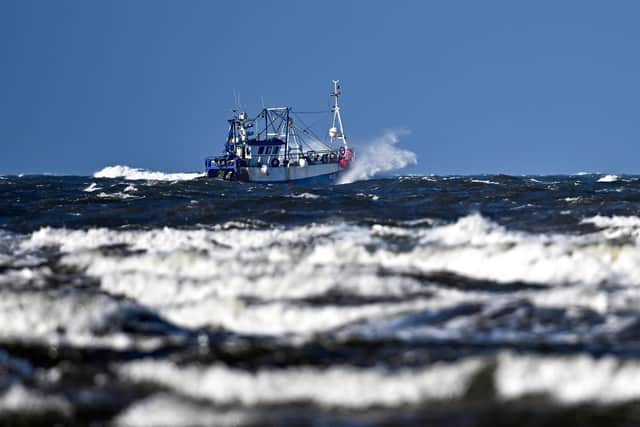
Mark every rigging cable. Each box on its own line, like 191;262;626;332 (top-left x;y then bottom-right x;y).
291;112;333;150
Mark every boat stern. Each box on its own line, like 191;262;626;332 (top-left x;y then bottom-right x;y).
205;156;239;180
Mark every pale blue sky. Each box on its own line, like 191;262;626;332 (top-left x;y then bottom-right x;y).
1;1;639;175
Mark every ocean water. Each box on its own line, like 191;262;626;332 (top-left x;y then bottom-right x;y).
2;167;640;425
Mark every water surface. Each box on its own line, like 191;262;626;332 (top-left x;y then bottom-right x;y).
2;171;640;426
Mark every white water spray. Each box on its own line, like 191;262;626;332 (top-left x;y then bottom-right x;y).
338;129;417;184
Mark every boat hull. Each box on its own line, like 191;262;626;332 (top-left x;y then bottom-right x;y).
207;162;346;184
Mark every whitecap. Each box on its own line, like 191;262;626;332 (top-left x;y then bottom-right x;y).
83;182;101;192
20;226;435;334
115;394;256;427
496;352;640;404
97;192;138;200
470;179;500;185
120;358;484;408
356;192;380;201
0;287;159;349
581;215;640;229
20;214;640;338
93;165;204;181
0;384;70;414
287;192;320;199
597;174;621;183
115;351;640;407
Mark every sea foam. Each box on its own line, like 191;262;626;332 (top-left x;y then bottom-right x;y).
597;174;621;183
118;352;640;407
17;213;640;339
93;165;204;181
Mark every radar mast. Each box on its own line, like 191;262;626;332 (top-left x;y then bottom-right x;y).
329;80;347;146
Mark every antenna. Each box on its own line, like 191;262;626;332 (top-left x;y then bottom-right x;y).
261;96;265;109
232;88;242;110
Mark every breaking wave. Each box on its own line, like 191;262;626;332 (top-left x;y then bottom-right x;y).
118;352;640;407
14;213;640;340
338;129;417;184
93;165;204;181
83;182;101;192
597;174;621;183
6;174;640;424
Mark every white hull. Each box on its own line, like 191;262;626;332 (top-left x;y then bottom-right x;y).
245;163;343;183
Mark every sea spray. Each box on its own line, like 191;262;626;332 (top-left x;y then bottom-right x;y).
338;129;417;184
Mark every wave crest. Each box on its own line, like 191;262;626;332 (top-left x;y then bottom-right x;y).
93;165;203;181
338;130;417;184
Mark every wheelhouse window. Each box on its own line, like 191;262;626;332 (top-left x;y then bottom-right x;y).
258;146;265;154
265;147;272;155
272;146;280;155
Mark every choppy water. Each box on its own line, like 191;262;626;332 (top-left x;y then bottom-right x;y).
3;167;640;426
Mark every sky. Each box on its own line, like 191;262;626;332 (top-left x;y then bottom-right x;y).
1;0;639;176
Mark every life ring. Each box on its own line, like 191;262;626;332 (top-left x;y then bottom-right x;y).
339;146;346;157
329;152;337;162
321;154;328;163
271;158;280;167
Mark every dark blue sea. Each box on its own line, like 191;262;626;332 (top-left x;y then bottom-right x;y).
2;167;640;426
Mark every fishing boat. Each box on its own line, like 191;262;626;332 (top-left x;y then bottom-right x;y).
204;81;354;184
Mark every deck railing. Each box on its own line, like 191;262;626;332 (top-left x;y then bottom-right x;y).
206;148;344;169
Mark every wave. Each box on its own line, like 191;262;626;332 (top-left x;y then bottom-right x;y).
286;192;320;199
0;285;175;349
93;165;204;181
10;213;640;420
83;182;101;192
96;191;141;200
338;129;417;184
14;213;640;341
356;192;380;201
117;352;640;407
470;179;500;185
115;394;256;427
581;215;640;229
0;384;71;414
597;174;621;183
121;358;483;408
6;349;640;415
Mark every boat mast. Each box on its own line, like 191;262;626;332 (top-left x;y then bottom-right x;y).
284;108;290;162
329;80;347;147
